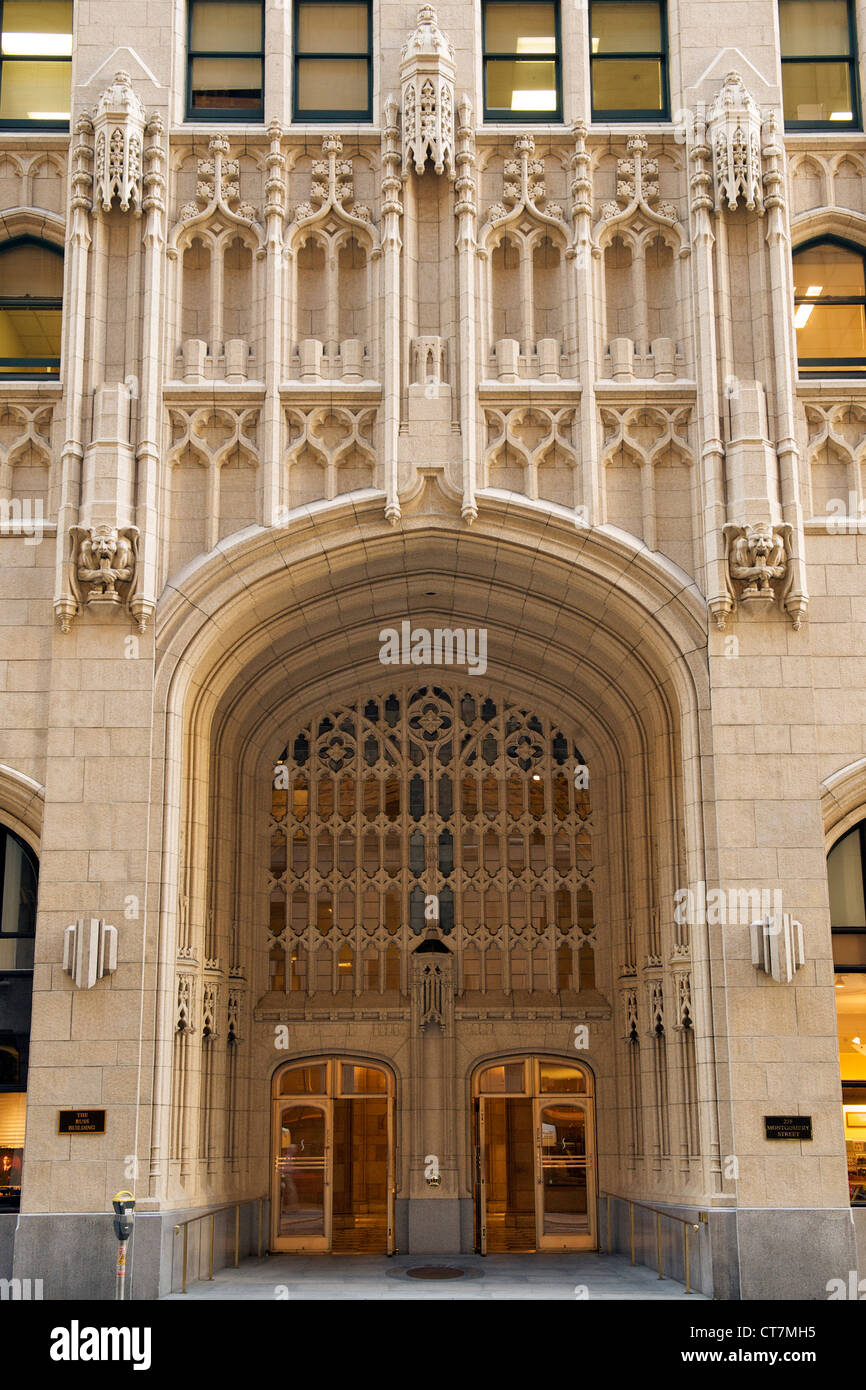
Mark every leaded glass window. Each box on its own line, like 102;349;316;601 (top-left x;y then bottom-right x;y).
268;685;596;999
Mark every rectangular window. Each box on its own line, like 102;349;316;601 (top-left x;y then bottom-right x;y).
293;0;372;122
780;0;860;129
0;0;72;128
483;1;561;122
589;0;668;121
187;0;264;121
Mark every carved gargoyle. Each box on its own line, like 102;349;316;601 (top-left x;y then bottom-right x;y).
723;521;792;607
67;524;140;627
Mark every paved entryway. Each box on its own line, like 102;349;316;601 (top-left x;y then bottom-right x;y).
163;1252;708;1300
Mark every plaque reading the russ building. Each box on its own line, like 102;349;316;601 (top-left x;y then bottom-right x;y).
765;1115;813;1141
58;1109;106;1135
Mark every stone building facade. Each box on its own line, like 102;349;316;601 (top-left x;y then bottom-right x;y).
0;0;865;1299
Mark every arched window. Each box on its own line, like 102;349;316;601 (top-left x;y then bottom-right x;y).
826;821;866;1208
0;237;63;377
793;237;866;376
268;685;596;1000
0;825;38;1214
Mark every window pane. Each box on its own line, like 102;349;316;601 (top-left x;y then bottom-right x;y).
280;1063;327;1094
829;830;866;926
794;244;865;298
297;2;368;54
783;61;853;122
485;2;556;54
479;1061;526;1092
780;0;850;57
591;1;661;53
833;930;866;969
191;56;263;108
0;308;62;366
592;56;663;111
487;59;558;111
0;59;70;119
539;1062;586;1093
796;303;866;362
296;57;368;112
191;1;262;52
340;1063;386;1093
1;1;72;52
0;241;64;296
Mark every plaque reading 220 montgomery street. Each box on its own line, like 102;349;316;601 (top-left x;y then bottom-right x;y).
57;1109;106;1135
764;1115;813;1141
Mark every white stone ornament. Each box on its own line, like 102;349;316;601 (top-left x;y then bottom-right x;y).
706;71;764;214
93;71;146;214
65;524;142;632
400;6;456;178
63;918;118;989
750;913;805;985
722;521;794;621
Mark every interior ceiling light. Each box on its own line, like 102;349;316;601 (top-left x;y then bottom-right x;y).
830;111;853;120
26;111;70;120
516;36;555;53
511;90;557;110
1;32;72;56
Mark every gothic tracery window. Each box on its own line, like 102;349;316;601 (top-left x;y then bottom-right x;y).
268;685;596;1000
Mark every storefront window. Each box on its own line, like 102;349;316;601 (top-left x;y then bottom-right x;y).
0;827;37;1213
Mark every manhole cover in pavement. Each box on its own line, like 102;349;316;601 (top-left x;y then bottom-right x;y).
405;1266;466;1280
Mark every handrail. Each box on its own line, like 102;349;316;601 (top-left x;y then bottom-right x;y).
172;1195;267;1294
598;1191;707;1294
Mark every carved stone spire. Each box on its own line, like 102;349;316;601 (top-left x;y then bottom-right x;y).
400;6;456;178
93;70;146;214
706;71;764;214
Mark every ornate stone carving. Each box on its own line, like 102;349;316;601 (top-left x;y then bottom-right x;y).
65;524;140;631
599;133;678;223
623;985;639;1041
177;134;258;226
413;952;453;1028
722;521;793;616
485;133;564;229
62;917;117;990
706;71;764;214
176;974;195;1033
400;6;456;178
750;913;805;985
201;981;219;1039
484;405;580;506
93;71;145;214
291;133;370;228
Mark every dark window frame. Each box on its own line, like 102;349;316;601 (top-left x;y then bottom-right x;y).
0;0;73;131
292;0;373;124
843;1081;866;1207
0;827;37;1101
186;0;266;124
589;0;670;123
0;234;63;380
780;0;861;132
482;0;563;124
794;235;866;378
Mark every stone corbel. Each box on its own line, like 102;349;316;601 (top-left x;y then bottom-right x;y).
719;521;801;629
400;6;456;178
92;70;146;214
63;917;117;989
57;524;145;633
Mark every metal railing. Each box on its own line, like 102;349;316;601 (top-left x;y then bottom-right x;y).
172;1195;267;1294
598;1191;707;1295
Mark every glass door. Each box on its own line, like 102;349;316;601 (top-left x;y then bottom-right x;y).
475;1056;596;1252
274;1101;329;1250
535;1100;592;1249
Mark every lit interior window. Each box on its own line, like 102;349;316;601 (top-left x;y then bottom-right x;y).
0;1;72;124
780;0;859;129
484;2;560;119
793;240;866;374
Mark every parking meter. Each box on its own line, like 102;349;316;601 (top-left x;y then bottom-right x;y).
112;1191;135;1300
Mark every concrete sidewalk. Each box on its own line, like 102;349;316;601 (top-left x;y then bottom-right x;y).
162;1251;709;1300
